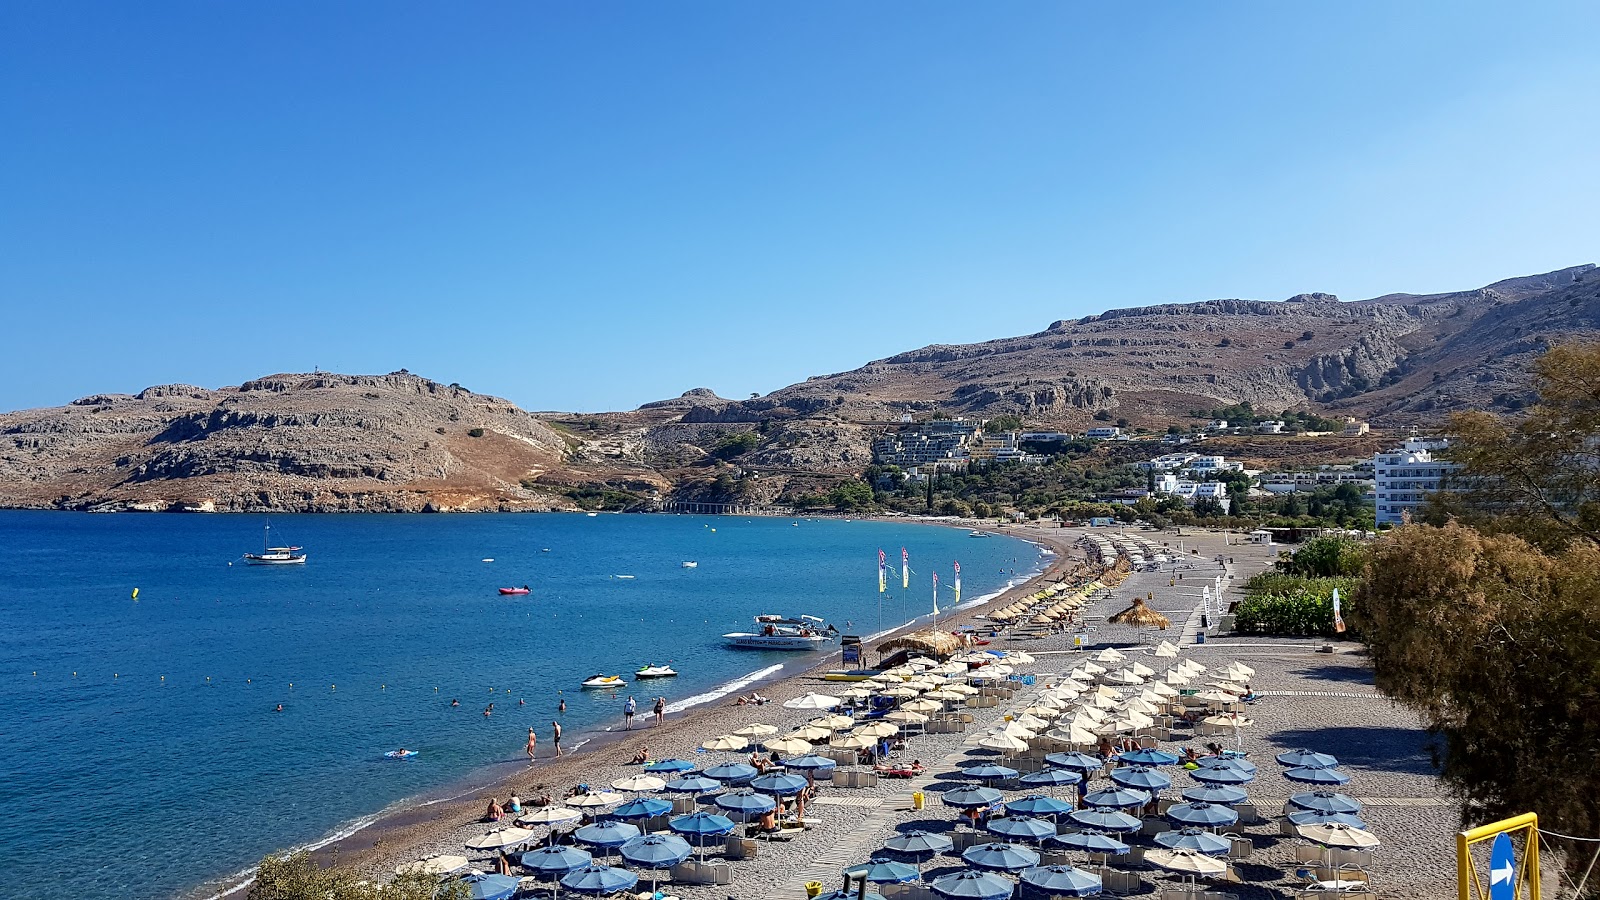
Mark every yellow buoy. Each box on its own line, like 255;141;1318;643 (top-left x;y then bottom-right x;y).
132;588;139;600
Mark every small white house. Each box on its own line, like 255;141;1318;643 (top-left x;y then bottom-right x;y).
1085;426;1122;439
1247;529;1274;545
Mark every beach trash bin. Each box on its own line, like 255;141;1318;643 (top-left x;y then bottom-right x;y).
1195;632;1206;645
912;791;926;810
805;882;824;898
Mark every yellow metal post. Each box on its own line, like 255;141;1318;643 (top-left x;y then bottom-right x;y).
1457;813;1540;900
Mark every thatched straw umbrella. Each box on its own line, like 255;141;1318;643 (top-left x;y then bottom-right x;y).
1109;597;1170;643
876;630;964;658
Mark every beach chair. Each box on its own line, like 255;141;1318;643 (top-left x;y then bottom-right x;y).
1095;867;1141;895
1233;802;1259;825
1225;835;1253;860
725;836;758;859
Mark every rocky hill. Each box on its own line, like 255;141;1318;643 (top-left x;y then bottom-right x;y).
0;372;573;512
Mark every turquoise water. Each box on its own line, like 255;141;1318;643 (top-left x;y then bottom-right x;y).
0;512;1041;900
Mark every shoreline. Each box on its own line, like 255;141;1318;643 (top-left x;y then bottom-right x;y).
182;520;1082;899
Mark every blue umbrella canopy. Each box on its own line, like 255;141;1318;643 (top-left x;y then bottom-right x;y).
1109;766;1172;793
668;811;737;836
1006;795;1076;818
1154;828;1232;856
1195;755;1257;774
750;772;809;796
943;785;1005;808
1165;801;1239;828
715;789;778;816
844;858;922;884
1051;830;1131;855
573;821;641;850
1018;864;1101;897
1067;807;1142;833
560;864;640;896
1285;766;1351;785
784;755;838;771
1081;787;1152;809
1019;769;1082;789
664;775;722;793
962;841;1042;873
1044;752;1105;772
816;892;886;900
520;845;595;876
1117;748;1180;767
460;873;520;900
610;798;672;820
643;759;697;774
1180;785;1249;805
930;871;1016;900
1287;810;1368;829
883;830;956;856
1276;749;1339;769
1288;791;1363;815
1190;766;1253;786
985;816;1057;843
962;764;1021;781
618;834;692;869
703;762;759;782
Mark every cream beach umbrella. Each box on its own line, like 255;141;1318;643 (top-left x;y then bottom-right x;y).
1088;693;1119;710
1023;704;1062;719
1094;648;1126;663
1064;714;1104;735
518;807;581;826
701;734;749;752
734;723;779;738
1152;641;1180;658
880;686;921;699
1080;662;1107;676
1093;685;1121;700
611;775;666;793
396;854;469;876
786;724;832;742
1121;697;1160;716
886;710;928;725
1008;651;1037;664
467;826;535;851
785;692;841;710
840;687;874;700
830;732;875;751
1058;725;1100;745
857;721;900;739
1073;703;1109;722
937;662;969;675
886;666;918;677
763;737;813;756
1109;710;1153;733
978;732;1030;753
903;698;943;713
568;791;623;809
1202;714;1252;729
1164;670;1192;686
867;675;904;687
1105;669;1144;686
1208;681;1247;696
1129;662;1156;678
1179;660;1206;675
1297;823;1381;849
946;683;980;695
984;664;1015;678
1193;691;1238;704
1146;848;1227;877
811;713;855;730
1225;662;1254;678
925;689;965;701
1068;668;1093;682
908;656;940;669
1149;682;1180;699
1014;713;1050;731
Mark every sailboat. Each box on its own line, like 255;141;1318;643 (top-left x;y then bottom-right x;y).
242;521;307;565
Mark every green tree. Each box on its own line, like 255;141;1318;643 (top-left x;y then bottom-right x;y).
711;431;760;460
1280;535;1367;577
984;415;1023;434
827;480;874;511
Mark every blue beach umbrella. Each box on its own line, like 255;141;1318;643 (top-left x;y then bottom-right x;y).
1154;828;1232;856
1117;748;1180;767
703;762;759;782
560;864;639;896
1285;766;1351;786
716;789;778;818
986;816;1057;843
669;811;737;838
1051;830;1130;855
460;873;520;900
643;758;697;774
845;858;923;884
1276;749;1339;769
931;870;1016;900
1006;795;1076;818
1045;752;1104;772
1067;808;1142;833
963;841;1042;872
521;845;595;877
572;821;639;859
1190;766;1253;786
963;764;1021;782
1165;801;1239;828
883;830;955;857
664;774;721;794
1287;810;1368;829
1019;864;1102;897
1109;766;1171;793
817;892;886;900
1081;787;1151;809
1019;769;1082;790
784;755;838;771
1288;791;1362;815
1180;785;1248;805
750;772;809;796
943;785;1005;808
609;798;671;820
1195;755;1257;774
618;833;692;869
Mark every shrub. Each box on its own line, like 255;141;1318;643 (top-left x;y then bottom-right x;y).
711;431;760;460
466;427;485;438
1281;536;1368;577
1234;574;1358;636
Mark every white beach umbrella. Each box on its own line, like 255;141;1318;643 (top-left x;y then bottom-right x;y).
1104;669;1144;686
945;683;980;696
879;686;921;699
1164;670;1192;686
701;734;749;752
1180;660;1207;675
998;721;1038;740
903;698;943;713
1023;705;1061;719
1121;697;1159;716
785;692;841;710
1093;685;1121;700
885;710;928;724
978;732;1030;752
1152;641;1180;658
396;854;469;876
1129;662;1156;678
1149;682;1180;699
984;664;1015;678
1192;690;1238;704
1068;668;1094;682
1007;651;1037;664
857;721;900;739
1080;662;1107;676
1094;648;1125;663
907;656;940;669
1226;661;1255;678
811;714;855;730
1298;823;1381;849
1057;725;1100;745
611;775;666;793
1202;714;1252;728
1088;693;1119;710
1108;711;1153;734
1208;681;1247;695
924;689;964;701
734;723;779;738
867;675;904;686
830;733;875;750
839;687;874;699
1014;713;1050;731
786;725;832;742
763;737;814;756
517;807;580;827
1146;848;1228;877
568;791;622;809
466;826;535;851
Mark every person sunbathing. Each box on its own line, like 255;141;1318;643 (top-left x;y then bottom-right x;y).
631;746;649;764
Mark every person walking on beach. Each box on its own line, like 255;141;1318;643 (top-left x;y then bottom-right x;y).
526;727;537;763
624;695;637;730
552;720;563;756
653;695;665;726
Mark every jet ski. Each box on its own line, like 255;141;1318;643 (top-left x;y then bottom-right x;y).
581;674;626;689
635;664;678;679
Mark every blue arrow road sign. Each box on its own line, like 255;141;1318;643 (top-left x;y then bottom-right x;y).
1489;832;1516;900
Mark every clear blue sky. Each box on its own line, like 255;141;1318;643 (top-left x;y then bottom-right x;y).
4;2;1598;413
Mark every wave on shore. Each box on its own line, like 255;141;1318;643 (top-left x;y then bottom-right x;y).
663;663;785;714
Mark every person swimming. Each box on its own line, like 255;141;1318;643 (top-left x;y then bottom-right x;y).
451;698;460;707
274;704;283;712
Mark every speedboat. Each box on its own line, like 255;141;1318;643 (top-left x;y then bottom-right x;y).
581;674;626;689
969;530;988;537
724;614;837;651
681;561;698;568
498;587;530;595
635;664;678;679
242;521;306;565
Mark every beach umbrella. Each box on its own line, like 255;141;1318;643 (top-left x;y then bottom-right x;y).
517;807;581;827
845;858;923;884
573;821;640;853
466;826;534;851
1109;766;1172;793
1067;808;1142;833
1117;748;1180;767
784;692;841;710
395;854;468;876
1195;755;1257;774
765;737;814;756
962;764;1020;782
886;710;929;725
668;811;736;853
857;721;900;739
840;687;875;700
930;870;1016;900
1190;766;1253;786
734;723;779;738
701;734;749;752
813;713;857;730
715;789;777;817
946;683;980;695
978;732;1030;753
521;845;595;877
1120;697;1160;716
1018;865;1100;897
703;762;759;782
1287;810;1368;830
560;863;639;896
1045;752;1104;772
783;754;838;772
609;797;671;820
1180;785;1249;806
1055;725;1100;746
1094;649;1126;663
880;686;922;699
460;873;520;900
787;725;833;742
1276;749;1340;769
1297;822;1382;849
1152;641;1179;658
643;758;696;774
963;841;1042;872
1285;766;1351;786
986;816;1057;843
1007;795;1076;818
943;785;1004;808
1052;830;1131;855
618;833;693;869
831;733;876;754
1149;682;1180;699
1013;713;1050;731
1288;791;1363;815
925;689;965;702
610;775;665;793
1165;802;1239;829
663;775;721;794
903;698;943;714
816;891;886;900
568;791;622;809
1019;769;1082;791
1191;690;1237;704
751;772;809;795
1145;848;1226;878
1154;828;1232;856
1082;787;1152;809
883;829;955;857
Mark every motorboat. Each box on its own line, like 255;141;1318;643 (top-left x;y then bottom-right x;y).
635;664;678;679
498;586;530;595
969;530;988;537
242;521;306;565
681;561;698;568
581;674;627;689
724;614;837;651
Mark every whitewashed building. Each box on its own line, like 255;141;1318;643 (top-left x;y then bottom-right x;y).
1373;438;1456;525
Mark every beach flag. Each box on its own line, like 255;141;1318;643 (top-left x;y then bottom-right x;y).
953;561;962;604
932;572;940;616
902;547;910;590
878;549;887;594
1332;588;1345;633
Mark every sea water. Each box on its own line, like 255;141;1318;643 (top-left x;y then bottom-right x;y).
0;511;1042;900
